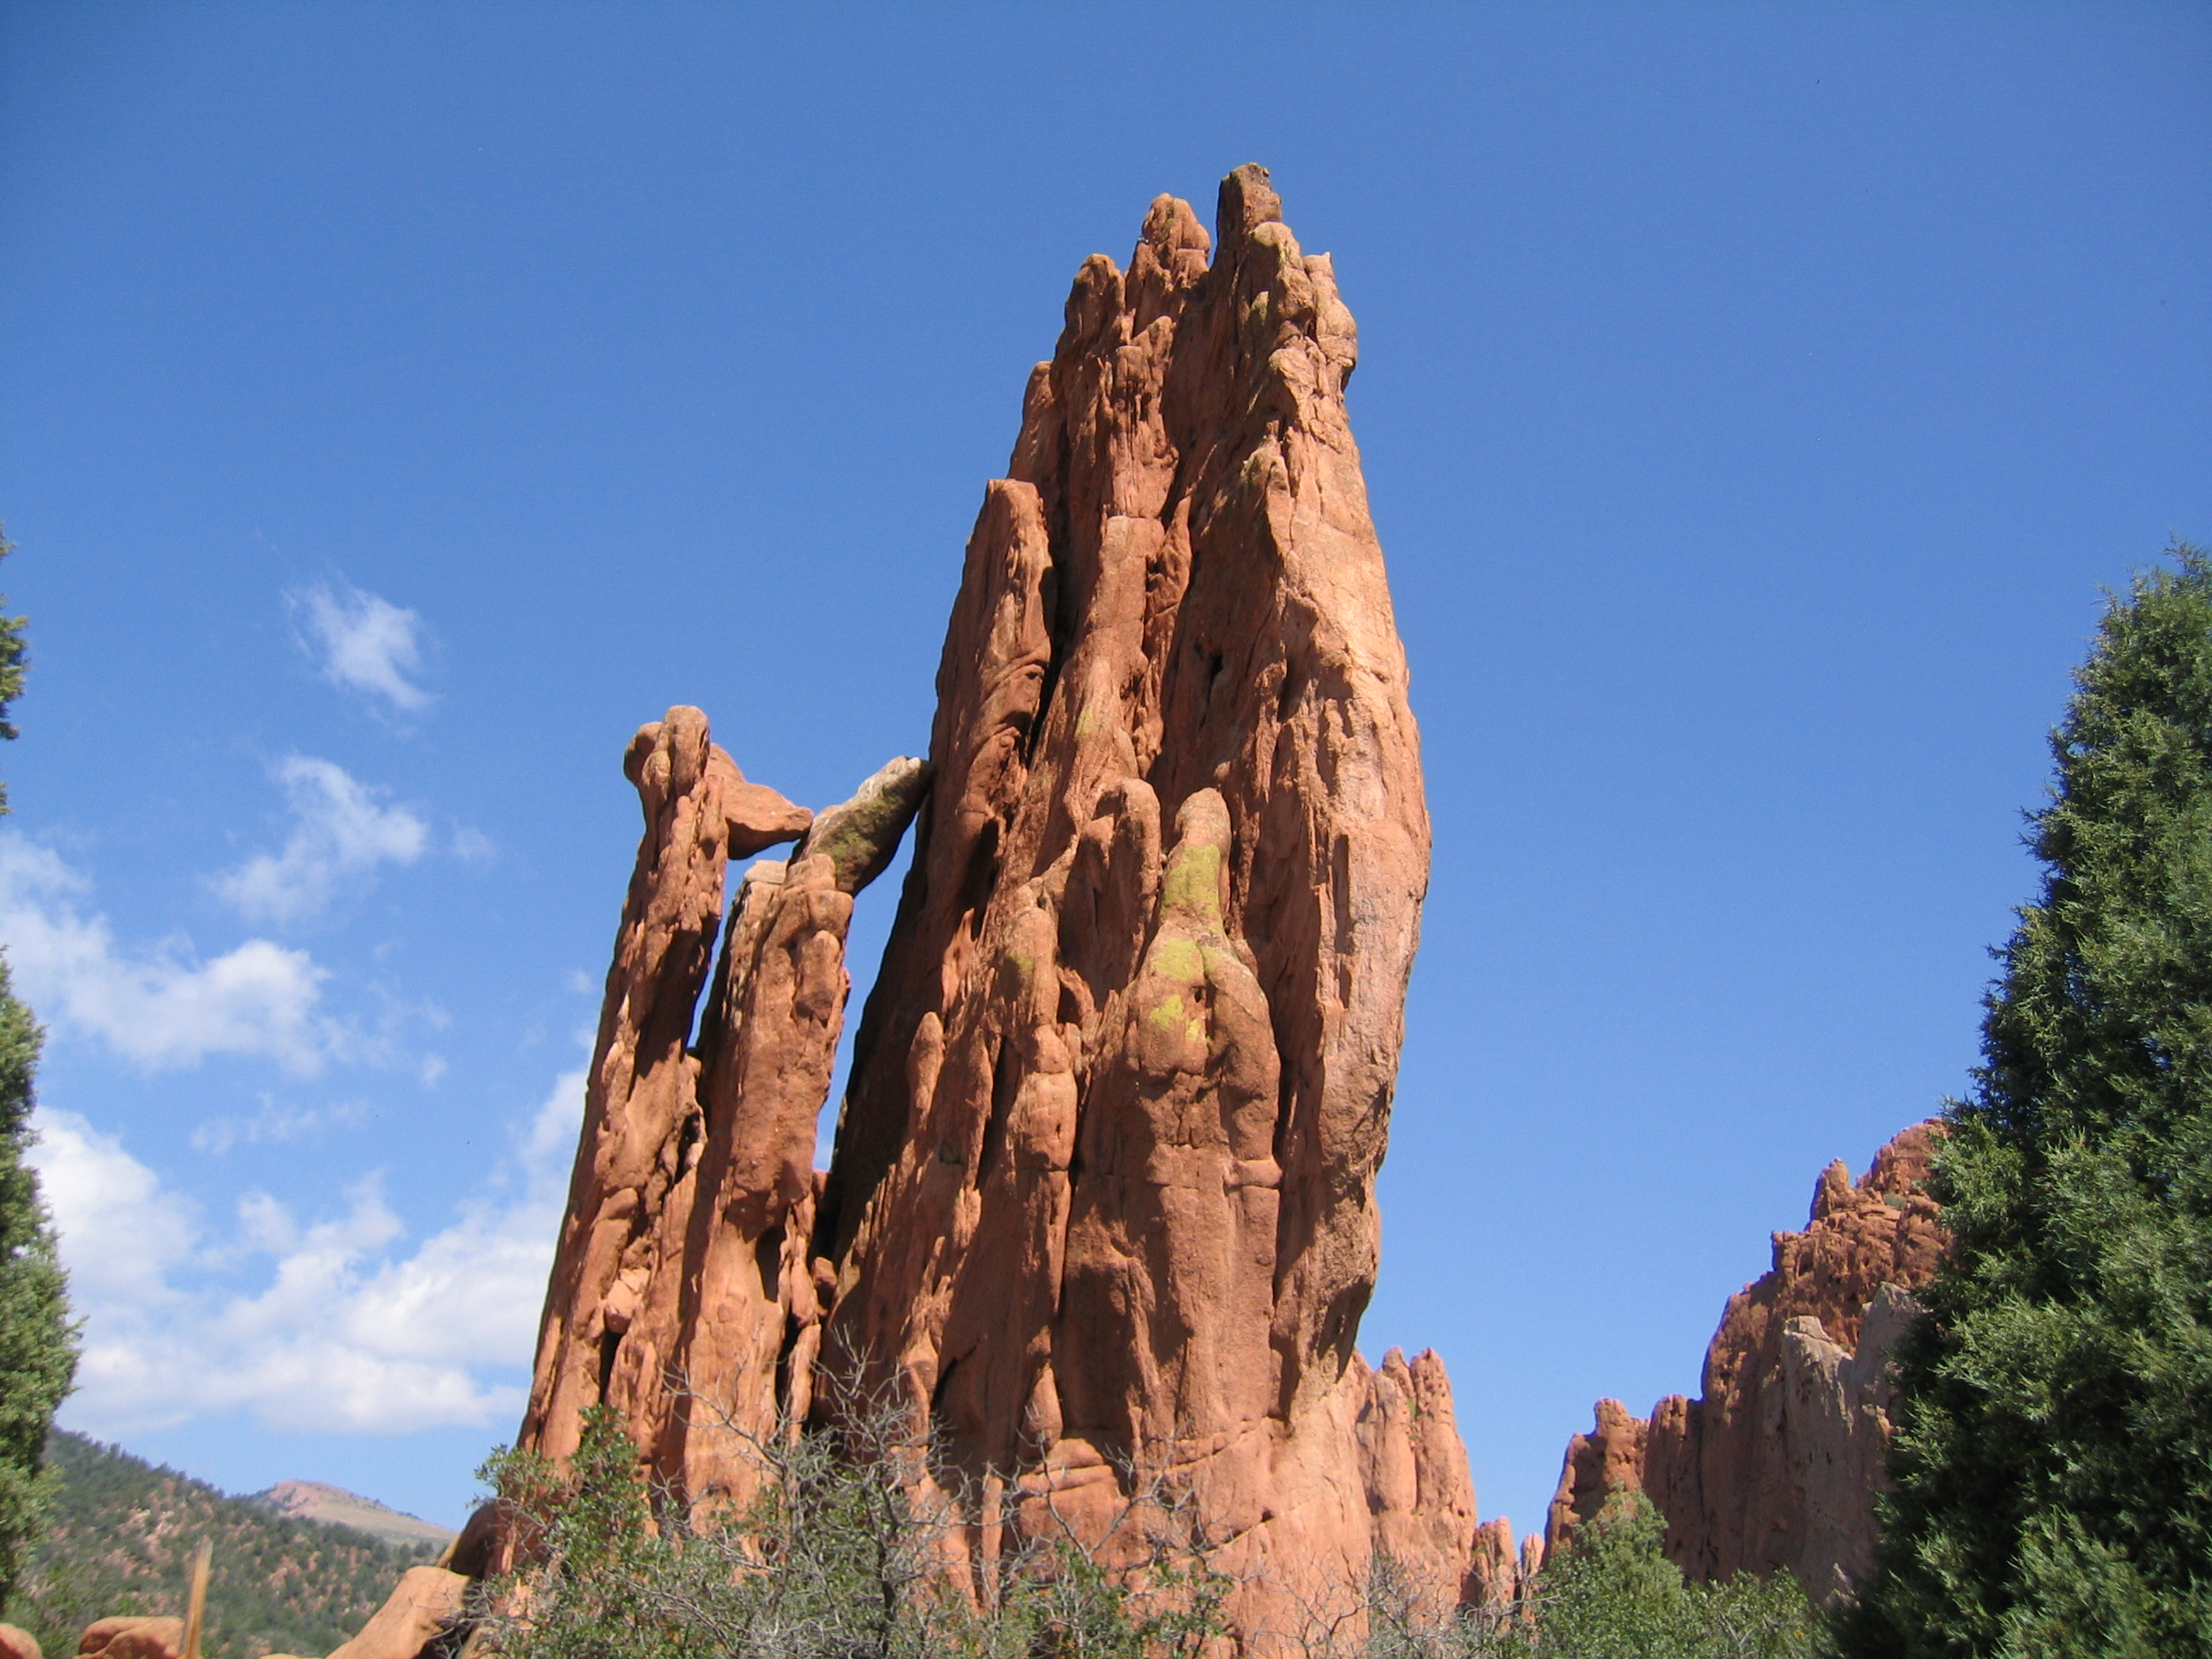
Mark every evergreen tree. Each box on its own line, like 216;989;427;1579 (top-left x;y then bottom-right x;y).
1838;545;2212;1656
0;525;78;1604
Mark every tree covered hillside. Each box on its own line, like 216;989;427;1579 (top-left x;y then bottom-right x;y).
3;1431;444;1659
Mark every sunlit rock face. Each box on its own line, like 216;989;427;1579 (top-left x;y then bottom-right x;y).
811;161;1441;1632
1547;1123;1945;1605
517;169;1526;1644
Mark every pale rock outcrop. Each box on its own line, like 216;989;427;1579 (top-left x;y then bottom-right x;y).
1545;1123;1944;1604
810;163;1436;1635
1777;1284;1926;1602
324;1566;468;1659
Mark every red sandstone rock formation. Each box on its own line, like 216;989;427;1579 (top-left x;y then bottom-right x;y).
499;170;1529;1648
1546;1122;1945;1604
809;164;1441;1626
1356;1348;1486;1610
517;709;926;1518
73;1620;179;1659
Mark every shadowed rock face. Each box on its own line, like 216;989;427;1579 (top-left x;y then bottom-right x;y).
812;163;1435;1612
1546;1123;1945;1604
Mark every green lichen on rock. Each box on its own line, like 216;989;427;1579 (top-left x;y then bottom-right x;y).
795;756;931;895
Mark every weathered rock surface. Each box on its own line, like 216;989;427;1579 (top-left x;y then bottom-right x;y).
1545;1123;1944;1603
515;712;926;1520
323;1566;467;1659
0;1623;38;1659
74;1620;178;1659
1354;1349;1491;1612
520;708;813;1467
504;168;1527;1647
806;162;1438;1631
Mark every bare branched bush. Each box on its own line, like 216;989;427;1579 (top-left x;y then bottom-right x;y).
469;1410;1810;1659
467;1389;1238;1659
1276;1492;1813;1659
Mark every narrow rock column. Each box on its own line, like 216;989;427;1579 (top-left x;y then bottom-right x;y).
594;759;931;1509
518;707;810;1464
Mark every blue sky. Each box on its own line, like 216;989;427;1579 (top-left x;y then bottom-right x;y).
0;3;2205;1540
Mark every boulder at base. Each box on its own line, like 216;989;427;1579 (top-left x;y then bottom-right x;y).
0;1621;41;1659
75;1620;181;1659
324;1566;468;1659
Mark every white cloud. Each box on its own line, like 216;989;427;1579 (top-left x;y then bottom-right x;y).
292;580;434;714
191;1094;371;1155
212;756;428;925
0;835;335;1074
31;1067;585;1437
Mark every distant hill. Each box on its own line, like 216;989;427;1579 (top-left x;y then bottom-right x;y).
3;1432;446;1659
246;1481;454;1552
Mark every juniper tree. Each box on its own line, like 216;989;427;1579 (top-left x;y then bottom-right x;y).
1837;546;2212;1656
0;526;77;1604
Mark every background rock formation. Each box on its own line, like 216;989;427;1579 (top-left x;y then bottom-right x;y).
1546;1123;1944;1604
809;164;1443;1620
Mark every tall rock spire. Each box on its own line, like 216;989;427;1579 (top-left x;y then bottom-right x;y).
815;163;1441;1624
513;171;1507;1644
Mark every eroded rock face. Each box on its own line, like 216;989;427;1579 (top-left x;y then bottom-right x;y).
811;164;1434;1620
75;1621;178;1659
519;709;813;1466
504;171;1520;1646
517;708;923;1517
1355;1348;1486;1612
1545;1123;1944;1604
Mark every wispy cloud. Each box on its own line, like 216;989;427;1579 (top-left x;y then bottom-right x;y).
212;756;428;925
191;1094;372;1155
32;1067;583;1437
291;580;434;715
0;835;335;1074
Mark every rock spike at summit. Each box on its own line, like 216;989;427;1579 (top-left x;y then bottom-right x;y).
812;164;1455;1623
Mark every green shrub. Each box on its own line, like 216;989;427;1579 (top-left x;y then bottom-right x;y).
473;1400;1234;1659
